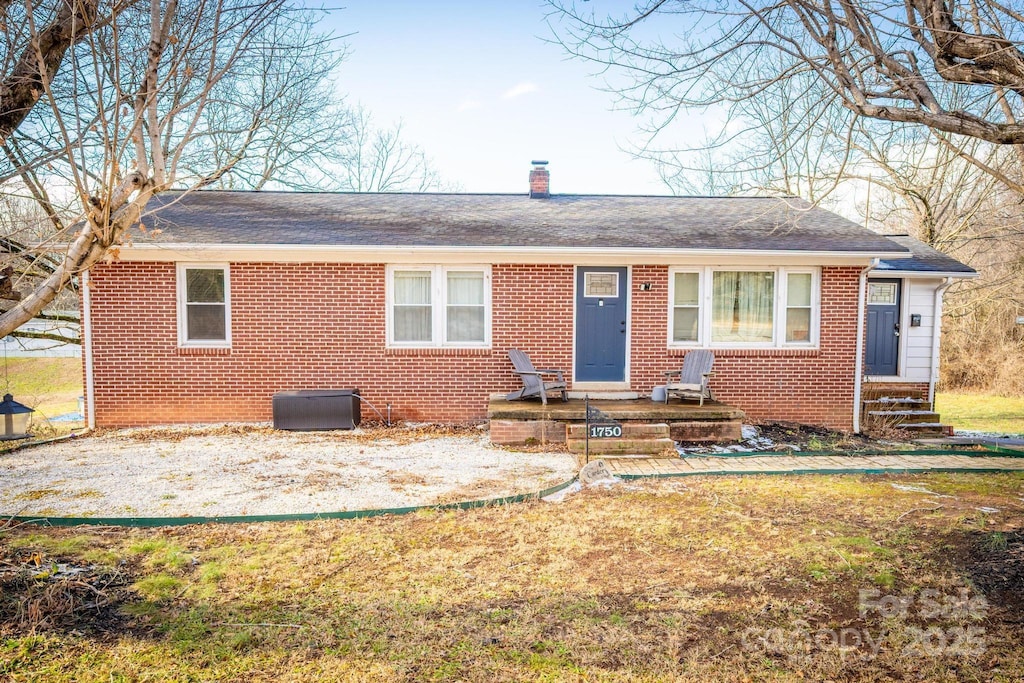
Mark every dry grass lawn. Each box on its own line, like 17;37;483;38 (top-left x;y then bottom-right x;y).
937;392;1024;435
2;472;1023;681
2;357;81;420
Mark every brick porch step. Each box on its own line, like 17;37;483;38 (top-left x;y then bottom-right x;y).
567;437;678;456
566;423;670;440
897;423;955;437
566;422;676;457
862;393;952;435
864;397;932;412
867;410;942;424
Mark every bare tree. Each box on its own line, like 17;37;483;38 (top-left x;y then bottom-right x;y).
645;67;859;204
195;100;450;193
0;0;345;339
549;1;1024;184
335;105;446;192
178;16;352;192
0;193;79;345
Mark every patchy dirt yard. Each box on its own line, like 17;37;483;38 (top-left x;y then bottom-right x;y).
0;425;576;518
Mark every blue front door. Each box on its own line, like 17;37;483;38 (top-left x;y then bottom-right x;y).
575;267;628;382
865;279;901;376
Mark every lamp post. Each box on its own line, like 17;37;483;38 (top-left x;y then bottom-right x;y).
0;393;34;440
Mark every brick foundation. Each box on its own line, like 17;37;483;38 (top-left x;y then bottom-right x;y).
489;419;566;445
669;420;744;442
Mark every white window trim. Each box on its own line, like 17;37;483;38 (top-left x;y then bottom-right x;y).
386;265;492;348
781;268;820;347
668;268;704;346
176;263;232;348
667;266;820;349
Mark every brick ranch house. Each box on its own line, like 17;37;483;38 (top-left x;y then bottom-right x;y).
81;163;975;432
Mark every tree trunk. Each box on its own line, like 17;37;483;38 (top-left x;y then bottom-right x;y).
0;173;151;338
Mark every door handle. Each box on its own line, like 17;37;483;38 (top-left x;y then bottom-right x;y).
894;322;900;337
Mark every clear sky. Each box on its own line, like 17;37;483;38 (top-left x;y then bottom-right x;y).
320;1;669;195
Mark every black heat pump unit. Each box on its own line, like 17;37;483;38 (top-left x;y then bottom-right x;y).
272;389;361;430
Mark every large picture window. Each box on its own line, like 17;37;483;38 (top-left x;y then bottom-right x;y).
669;267;819;348
177;264;230;347
388;266;490;347
712;271;774;343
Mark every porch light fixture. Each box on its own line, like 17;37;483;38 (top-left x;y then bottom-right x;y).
0;393;34;440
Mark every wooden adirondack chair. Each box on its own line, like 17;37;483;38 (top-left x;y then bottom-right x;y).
506;349;569;405
663;349;715;405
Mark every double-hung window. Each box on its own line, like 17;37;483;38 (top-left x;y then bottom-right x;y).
671;271;701;343
669;267;819;348
784;272;814;343
388;266;490;347
177;264;230;347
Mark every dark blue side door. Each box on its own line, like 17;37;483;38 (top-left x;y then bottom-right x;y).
865;279;901;376
575;267;627;382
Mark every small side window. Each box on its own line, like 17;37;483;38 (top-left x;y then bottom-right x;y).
785;272;813;343
672;272;700;343
178;265;230;346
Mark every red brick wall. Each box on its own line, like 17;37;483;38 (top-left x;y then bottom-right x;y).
86;262;862;430
87;263;574;426
631;265;861;430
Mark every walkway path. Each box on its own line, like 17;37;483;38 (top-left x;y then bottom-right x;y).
605;452;1024;478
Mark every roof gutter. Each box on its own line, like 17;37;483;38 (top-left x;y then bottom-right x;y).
869;269;979;279
929;277;955;406
113;242;909;265
853;258;880;434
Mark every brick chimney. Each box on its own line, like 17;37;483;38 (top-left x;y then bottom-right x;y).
529;160;550;198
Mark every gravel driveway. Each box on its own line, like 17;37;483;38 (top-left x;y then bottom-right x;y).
0;425;577;518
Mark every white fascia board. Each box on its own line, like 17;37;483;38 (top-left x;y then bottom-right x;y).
117;243;908;266
869;269;979;279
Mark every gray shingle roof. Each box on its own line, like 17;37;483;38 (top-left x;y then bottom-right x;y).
142;191;910;254
874;235;977;275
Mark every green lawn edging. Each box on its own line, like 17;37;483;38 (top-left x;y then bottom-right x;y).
2;477;578;528
680;445;1024;458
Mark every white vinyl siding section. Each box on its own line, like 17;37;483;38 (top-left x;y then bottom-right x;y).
387;265;491;348
668;266;820;349
903;278;941;382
